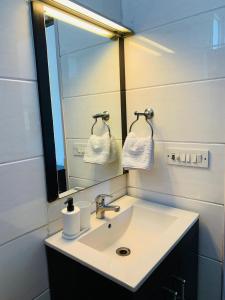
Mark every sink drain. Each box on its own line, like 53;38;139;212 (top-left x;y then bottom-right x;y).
116;247;131;256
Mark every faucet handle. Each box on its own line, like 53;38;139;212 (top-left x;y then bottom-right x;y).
95;194;113;205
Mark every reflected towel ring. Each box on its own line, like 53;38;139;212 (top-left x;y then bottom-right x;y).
129;108;154;138
91;111;111;137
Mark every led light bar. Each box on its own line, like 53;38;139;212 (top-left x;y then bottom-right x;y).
40;0;133;38
44;5;115;38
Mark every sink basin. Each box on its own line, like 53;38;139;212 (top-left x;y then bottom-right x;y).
45;196;198;291
79;204;177;254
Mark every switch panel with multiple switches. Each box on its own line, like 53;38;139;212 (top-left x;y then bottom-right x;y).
167;148;209;168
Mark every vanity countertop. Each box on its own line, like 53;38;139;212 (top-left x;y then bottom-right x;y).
45;195;199;291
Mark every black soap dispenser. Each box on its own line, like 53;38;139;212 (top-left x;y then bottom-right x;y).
61;197;80;239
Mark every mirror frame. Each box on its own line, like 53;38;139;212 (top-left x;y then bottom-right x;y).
31;1;128;202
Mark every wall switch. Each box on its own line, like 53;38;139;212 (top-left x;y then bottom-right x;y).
197;154;202;163
180;153;186;163
186;153;191;163
72;143;87;156
167;148;209;168
191;154;197;163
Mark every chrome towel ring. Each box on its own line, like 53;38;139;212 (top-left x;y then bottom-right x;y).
91;111;111;137
129;108;154;138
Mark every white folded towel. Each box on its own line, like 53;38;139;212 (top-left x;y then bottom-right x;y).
122;132;154;170
84;133;117;165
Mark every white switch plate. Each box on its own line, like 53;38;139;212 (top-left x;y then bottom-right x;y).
167;148;209;168
73;143;87;156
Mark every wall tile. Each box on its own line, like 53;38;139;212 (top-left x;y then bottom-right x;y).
198;256;222;300
48;174;127;222
63;92;122;139
66;139;123;182
0;158;48;245
125;8;225;90
126;79;225;143
0;0;36;79
61;41;120;97
48;218;63;236
127;187;224;261
128;142;225;205
122;0;225;32
0;227;49;300
0;79;43;163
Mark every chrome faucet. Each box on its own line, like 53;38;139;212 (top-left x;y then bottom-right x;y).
95;194;120;219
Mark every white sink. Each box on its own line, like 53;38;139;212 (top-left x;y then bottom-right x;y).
79;204;177;254
45;196;198;291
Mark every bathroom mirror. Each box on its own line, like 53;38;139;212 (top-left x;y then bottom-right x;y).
31;1;131;202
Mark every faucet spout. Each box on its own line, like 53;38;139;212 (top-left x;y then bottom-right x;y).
101;205;120;213
95;194;120;219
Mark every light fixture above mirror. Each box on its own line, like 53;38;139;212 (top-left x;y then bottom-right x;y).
38;0;133;39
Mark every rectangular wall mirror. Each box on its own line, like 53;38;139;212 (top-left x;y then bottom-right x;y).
31;0;132;202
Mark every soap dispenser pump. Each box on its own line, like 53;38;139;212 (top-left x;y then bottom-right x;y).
62;197;80;239
65;198;74;212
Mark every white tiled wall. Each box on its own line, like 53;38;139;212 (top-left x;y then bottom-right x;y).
122;1;225;299
122;0;225;32
0;1;124;299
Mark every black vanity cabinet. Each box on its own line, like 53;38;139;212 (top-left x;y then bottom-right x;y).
46;221;198;300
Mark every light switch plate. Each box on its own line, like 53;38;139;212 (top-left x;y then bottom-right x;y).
167;148;209;168
72;143;87;156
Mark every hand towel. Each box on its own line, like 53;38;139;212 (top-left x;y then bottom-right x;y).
122;132;154;170
84;133;117;165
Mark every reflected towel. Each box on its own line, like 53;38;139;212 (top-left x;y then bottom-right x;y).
84;133;117;165
122;132;154;170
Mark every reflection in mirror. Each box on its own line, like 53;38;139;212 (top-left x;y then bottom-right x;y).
44;12;124;198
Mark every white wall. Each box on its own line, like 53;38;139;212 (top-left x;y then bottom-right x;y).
0;1;124;299
122;1;225;299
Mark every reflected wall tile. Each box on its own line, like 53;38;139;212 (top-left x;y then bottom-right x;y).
61;42;120;97
58;21;108;56
66;139;123;181
63;92;122;139
68;177;100;190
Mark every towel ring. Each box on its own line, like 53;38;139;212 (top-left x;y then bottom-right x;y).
129;108;154;138
91;111;111;137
